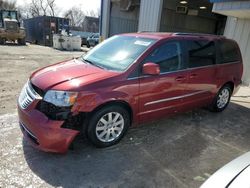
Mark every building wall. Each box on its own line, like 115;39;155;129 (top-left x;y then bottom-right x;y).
103;0;226;37
138;0;163;32
212;1;250;19
109;1;139;36
82;17;99;33
213;1;250;10
100;0;111;39
160;9;216;33
160;0;219;34
224;17;250;85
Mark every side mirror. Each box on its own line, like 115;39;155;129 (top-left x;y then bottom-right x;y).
142;62;160;75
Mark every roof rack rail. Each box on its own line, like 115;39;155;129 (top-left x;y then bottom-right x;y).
174;32;225;38
137;31;151;33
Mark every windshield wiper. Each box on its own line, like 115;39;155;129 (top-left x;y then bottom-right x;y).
82;58;106;70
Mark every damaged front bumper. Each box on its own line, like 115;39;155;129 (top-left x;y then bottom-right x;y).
18;101;80;153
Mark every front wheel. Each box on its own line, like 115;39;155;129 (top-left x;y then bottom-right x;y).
210;85;232;112
87;105;130;147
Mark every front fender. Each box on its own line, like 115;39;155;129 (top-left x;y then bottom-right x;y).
71;91;135;113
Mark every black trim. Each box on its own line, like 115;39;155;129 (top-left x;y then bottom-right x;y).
30;82;45;97
20;122;39;145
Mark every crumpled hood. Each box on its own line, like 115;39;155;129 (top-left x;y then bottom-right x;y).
30;59;119;91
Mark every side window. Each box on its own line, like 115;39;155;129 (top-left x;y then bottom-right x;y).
187;40;216;68
145;41;183;73
219;40;241;64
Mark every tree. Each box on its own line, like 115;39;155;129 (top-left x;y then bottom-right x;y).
38;0;48;16
18;0;57;19
47;0;56;17
0;0;17;10
29;0;41;17
64;7;86;27
85;9;99;18
64;7;99;27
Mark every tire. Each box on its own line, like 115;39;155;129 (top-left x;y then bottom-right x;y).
0;38;5;45
18;38;26;45
210;84;232;112
87;105;130;148
86;42;90;48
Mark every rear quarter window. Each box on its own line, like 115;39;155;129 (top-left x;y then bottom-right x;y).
187;40;216;68
219;40;241;64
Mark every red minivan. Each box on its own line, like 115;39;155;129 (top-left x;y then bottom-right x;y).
18;32;243;153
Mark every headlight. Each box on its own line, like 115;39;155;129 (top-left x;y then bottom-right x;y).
44;90;78;107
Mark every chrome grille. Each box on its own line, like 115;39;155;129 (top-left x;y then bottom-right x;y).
18;82;42;109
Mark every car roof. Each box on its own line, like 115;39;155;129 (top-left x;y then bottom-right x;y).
120;32;225;41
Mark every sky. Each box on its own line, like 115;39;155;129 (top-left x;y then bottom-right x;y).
16;0;101;16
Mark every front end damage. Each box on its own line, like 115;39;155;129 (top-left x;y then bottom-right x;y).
17;81;84;153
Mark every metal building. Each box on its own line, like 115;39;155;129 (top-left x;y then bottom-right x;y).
211;0;250;85
100;0;226;39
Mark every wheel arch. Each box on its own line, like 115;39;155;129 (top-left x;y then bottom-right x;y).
89;100;133;126
222;81;234;93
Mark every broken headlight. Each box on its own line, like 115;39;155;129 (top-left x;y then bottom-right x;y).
44;90;78;107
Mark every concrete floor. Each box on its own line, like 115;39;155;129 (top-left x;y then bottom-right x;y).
0;44;250;188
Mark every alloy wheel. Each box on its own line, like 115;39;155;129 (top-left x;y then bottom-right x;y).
95;112;124;142
217;88;230;109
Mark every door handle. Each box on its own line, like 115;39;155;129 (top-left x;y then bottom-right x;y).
189;73;198;79
175;76;186;82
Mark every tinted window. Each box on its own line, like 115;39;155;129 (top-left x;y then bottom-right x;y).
187;40;216;68
145;41;183;73
219;40;241;64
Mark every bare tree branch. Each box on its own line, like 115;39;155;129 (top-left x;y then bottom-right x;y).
18;0;58;19
47;0;56;17
30;0;41;17
64;7;86;27
0;0;17;10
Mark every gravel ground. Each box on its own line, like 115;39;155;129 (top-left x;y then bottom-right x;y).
0;44;84;115
0;44;250;188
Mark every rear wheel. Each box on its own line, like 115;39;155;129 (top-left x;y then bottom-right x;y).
210;84;232;112
87;105;130;147
0;37;6;45
86;42;90;48
18;38;26;45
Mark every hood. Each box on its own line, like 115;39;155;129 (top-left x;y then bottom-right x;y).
30;59;119;91
201;152;250;188
4;18;18;22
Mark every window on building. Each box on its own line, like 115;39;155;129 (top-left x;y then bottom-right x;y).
144;41;183;73
219;40;241;64
187;40;216;68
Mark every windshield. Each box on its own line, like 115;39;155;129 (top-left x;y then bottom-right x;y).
2;11;17;20
82;35;156;71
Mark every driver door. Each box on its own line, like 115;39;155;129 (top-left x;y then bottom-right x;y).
138;40;188;123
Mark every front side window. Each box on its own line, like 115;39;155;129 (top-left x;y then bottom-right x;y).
144;41;183;73
219;40;241;64
187;40;216;68
82;35;156;71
